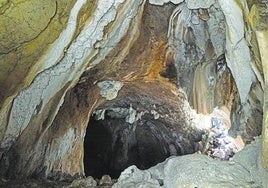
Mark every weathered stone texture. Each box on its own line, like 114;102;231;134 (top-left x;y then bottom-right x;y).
0;0;267;183
113;138;267;188
0;0;146;178
0;0;77;105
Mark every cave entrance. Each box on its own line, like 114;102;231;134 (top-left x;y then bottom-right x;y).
84;111;179;179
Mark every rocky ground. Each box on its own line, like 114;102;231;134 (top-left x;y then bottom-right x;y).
0;175;116;188
113;137;268;188
1;137;267;188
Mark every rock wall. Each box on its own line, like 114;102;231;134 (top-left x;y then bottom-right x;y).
0;0;146;179
250;1;268;171
0;0;267;180
166;0;264;141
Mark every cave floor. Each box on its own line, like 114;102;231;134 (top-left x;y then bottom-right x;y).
0;178;115;188
1;137;267;188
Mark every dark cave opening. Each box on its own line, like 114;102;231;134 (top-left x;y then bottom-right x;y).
83;110;185;179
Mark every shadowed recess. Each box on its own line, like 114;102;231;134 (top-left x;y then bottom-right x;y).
84;111;186;179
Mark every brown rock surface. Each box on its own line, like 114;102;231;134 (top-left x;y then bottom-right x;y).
0;0;267;186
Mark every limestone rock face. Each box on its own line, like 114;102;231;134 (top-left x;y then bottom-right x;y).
167;2;228;114
250;1;268;171
0;0;76;104
0;0;146;179
0;0;267;184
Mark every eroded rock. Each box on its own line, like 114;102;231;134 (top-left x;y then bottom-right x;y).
69;176;97;188
114;138;267;188
0;0;267;185
97;80;123;100
186;0;215;9
99;175;113;186
113;166;161;188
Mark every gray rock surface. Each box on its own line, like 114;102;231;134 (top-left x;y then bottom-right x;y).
218;0;256;104
99;175;113;186
113;138;267;188
149;0;183;5
186;0;215;9
97;80;123;100
69;176;97;188
167;2;226;103
113;166;161;188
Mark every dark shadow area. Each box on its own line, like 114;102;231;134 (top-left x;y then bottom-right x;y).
84;112;183;179
84;117;113;179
